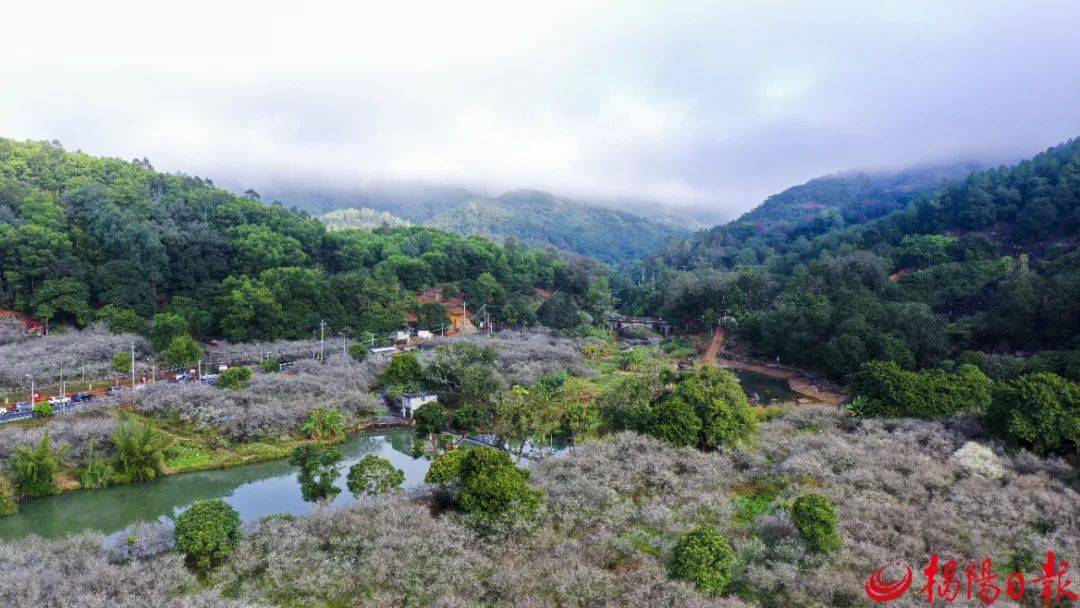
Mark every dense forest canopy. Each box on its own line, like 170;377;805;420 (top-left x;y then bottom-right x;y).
0;139;610;342
626;139;1080;381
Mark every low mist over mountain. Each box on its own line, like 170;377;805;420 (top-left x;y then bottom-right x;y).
263;184;699;265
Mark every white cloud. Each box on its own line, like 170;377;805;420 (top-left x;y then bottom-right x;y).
1;0;1078;213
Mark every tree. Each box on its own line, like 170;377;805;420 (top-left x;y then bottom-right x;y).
149;313;189;352
850;360;993;419
414;301;450;329
456;447;542;533
559;402;597;452
536;291;581;330
792;493;842;553
112;351;132;374
10;431;65;498
216;366;253;390
174;499;241;574
95;304;146;334
423;343;498;405
218;277;284;342
301;408;344;442
31;278;92;327
987;372;1078;455
347;455;405;497
347;342;368;362
645;398;701;448
113;419;169;483
414;402;448;439
492;386;546;460
289;444;343;502
378;352;424;392
669;525;736;595
162;334;201;367
669;366;757;449
33;402;54;418
597;377;652;433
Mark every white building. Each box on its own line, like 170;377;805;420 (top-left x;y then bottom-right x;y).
399;392;437;419
416;330;434;340
369;346;397;358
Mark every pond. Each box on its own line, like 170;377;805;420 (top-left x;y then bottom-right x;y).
0;429;430;541
734;370;799;405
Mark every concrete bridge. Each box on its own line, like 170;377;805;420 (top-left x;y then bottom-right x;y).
611;315;673;337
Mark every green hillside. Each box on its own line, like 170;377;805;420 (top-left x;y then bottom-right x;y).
0;139;611;342
632;140;1080;381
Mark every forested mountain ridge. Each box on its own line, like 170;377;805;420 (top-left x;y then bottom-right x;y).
273;185;693;265
736;162;983;229
426;189;688;265
631;139;1080;381
0;138;610;342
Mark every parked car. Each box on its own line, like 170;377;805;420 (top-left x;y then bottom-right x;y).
106;386;124;396
174;373;193;382
14;401;31;412
200;373;219;384
71;392;93;403
48;396;72;406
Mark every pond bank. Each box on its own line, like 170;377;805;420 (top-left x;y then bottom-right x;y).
0;428;428;540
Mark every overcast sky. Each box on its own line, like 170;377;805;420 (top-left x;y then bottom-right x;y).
3;1;1079;215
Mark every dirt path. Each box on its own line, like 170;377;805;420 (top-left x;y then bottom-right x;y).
699;328;845;406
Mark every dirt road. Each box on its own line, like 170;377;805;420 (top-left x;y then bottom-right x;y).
698;328;846;406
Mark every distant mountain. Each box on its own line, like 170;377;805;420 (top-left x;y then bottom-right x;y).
426;190;689;265
267;184;694;265
265;183;478;221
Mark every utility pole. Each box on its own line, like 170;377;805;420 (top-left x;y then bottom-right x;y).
130;341;136;391
26;374;34;409
319;319;326;362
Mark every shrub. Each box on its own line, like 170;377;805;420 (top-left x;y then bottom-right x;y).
9;431;64;498
174;499;241;574
78;439;114;489
987;372;1078;455
215;365;252;390
259;359;280;373
791;493;842;553
0;474;17;516
669;524;736;595
347;455;405;497
32;402;53;418
348;342;368;362
301;407;344;442
112;420;169;483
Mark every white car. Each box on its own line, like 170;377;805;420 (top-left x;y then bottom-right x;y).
48;396;72;405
